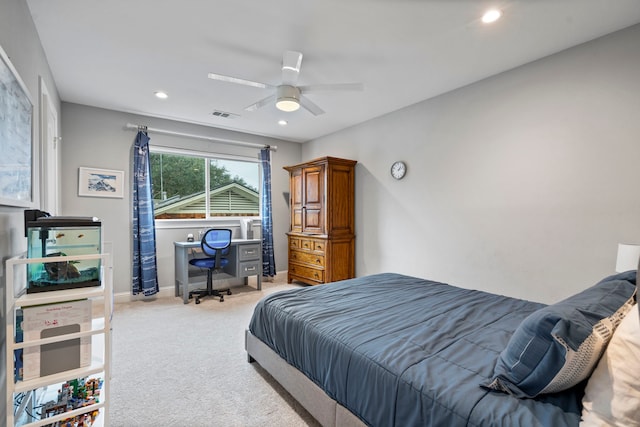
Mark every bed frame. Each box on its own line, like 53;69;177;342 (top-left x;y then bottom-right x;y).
245;330;366;427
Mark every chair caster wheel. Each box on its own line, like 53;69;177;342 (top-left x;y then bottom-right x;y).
227;290;232;295
219;296;224;302
195;299;201;304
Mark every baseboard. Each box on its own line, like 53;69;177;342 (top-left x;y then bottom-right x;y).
113;285;175;304
113;270;289;304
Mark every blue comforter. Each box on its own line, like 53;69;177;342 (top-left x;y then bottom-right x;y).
249;273;584;426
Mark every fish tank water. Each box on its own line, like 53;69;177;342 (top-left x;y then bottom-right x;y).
25;215;102;293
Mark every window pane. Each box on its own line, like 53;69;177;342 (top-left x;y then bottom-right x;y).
150;151;260;219
151;152;206;219
209;159;260;218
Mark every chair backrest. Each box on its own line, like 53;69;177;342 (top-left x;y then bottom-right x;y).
201;228;232;258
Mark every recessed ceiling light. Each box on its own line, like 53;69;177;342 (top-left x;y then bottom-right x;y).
482;9;502;24
278;120;288;126
154;91;168;99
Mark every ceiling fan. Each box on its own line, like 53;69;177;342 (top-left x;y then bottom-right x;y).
207;51;363;116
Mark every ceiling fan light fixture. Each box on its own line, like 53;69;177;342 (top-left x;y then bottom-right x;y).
276;98;300;112
276;85;301;112
208;52;360;116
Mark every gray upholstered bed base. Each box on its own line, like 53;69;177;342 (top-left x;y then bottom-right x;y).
245;330;366;427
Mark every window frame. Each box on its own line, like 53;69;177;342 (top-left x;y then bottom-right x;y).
149;145;262;225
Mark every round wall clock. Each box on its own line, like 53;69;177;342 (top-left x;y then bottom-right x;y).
390;161;407;180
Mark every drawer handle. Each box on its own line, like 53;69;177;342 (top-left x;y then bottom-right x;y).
246;266;256;272
314;272;319;278
316;258;321;264
245;250;256;254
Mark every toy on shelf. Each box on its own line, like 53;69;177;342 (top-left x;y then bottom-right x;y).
41;376;103;427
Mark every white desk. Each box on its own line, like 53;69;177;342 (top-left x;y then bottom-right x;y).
174;239;262;304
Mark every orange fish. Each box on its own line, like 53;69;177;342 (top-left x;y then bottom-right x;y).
78;234;84;238
56;233;65;238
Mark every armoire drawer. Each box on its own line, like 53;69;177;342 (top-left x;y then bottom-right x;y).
290;250;325;267
297;238;326;253
289;264;324;283
299;239;314;251
289;237;301;249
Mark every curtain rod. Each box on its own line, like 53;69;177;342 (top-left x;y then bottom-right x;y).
125;123;277;151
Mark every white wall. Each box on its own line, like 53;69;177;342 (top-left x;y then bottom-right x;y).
303;24;640;304
60;103;301;295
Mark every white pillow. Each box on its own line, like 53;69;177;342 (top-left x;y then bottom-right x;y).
581;306;640;426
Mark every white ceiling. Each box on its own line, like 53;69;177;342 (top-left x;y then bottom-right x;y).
26;0;640;143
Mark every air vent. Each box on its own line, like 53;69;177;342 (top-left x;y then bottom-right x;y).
211;110;239;119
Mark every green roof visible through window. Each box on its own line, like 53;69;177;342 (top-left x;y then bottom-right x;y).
150;151;259;219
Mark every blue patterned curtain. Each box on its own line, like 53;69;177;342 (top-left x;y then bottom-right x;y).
260;148;276;277
132;131;159;296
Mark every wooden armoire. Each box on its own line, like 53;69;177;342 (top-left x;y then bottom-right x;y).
284;156;357;285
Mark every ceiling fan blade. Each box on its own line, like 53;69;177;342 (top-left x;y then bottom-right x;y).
208;72;271;89
299;83;364;93
299;95;325;116
281;51;303;86
244;94;276;112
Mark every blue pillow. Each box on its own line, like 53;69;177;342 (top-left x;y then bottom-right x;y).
483;271;636;398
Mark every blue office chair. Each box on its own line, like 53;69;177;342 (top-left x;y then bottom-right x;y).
188;228;232;304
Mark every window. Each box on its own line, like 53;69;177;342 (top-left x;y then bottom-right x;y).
150;149;260;220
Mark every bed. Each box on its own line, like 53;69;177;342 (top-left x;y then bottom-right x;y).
246;272;638;427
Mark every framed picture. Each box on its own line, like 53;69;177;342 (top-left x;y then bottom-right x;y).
78;167;125;198
0;44;34;207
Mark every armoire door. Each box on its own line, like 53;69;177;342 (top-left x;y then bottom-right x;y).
290;168;303;233
301;165;324;234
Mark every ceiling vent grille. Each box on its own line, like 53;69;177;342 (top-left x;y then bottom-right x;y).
211;110;239;119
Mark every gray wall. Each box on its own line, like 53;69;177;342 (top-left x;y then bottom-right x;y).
0;0;61;256
0;0;62;421
303;24;640;304
60;103;301;295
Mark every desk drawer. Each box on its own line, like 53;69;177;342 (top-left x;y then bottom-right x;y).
239;244;260;261
238;260;261;277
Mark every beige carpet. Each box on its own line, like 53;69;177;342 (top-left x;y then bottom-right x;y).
109;275;321;427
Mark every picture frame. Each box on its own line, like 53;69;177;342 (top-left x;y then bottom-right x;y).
78;167;125;198
0;44;34;207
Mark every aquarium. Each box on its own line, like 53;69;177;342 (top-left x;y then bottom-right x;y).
25;214;102;293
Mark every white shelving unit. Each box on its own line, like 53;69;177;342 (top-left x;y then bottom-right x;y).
5;253;112;427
